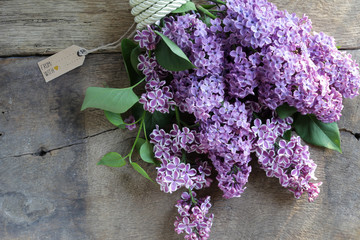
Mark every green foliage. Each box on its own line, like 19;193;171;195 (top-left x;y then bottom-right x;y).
130;45;143;76
131;102;145;121
104;111;126;128
196;4;217;20
154;31;196;71
121;38;144;85
130;162;153;182
144;110;175;137
172;1;197;13
276;103;297;119
131;103;174;138
201;4;217;9
97;152;126;167
293;114;342;153
135;137;146;152
140;141;155;164
81;87;139;114
283;130;292;141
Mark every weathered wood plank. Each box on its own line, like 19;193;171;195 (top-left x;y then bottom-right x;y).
1;51;360;239
0;54;129;159
338;50;360;134
1;0;359;57
0;0;134;56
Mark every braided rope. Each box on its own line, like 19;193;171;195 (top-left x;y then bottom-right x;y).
130;0;188;29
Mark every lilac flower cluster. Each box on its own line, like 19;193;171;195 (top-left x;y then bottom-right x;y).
130;0;360;239
174;192;214;240
253;118;322;201
150;124;212;193
222;0;360;123
198;101;254;199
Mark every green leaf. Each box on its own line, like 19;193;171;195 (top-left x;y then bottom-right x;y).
283;130;292;141
97;152;126;167
140;141;155;164
135;137;146;152
121;38;144;85
104;111;126;128
154;31;196;71
293;114;342;153
131;102;174;137
144;110;175;137
276;103;297;119
131;102;145;121
202;15;212;27
172;1;196;13
201;4;217;9
81;87;139;113
130;46;143;76
130;162;153;182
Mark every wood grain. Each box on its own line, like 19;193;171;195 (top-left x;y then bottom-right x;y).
0;0;134;56
1;1;360;239
1;52;360;239
1;0;359;57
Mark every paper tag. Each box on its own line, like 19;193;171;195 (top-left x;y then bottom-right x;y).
38;45;85;82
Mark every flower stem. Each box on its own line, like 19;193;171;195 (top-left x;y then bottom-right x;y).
196;4;217;19
128;111;146;162
143;118;148;141
130;77;146;89
208;0;226;4
125;117;142;125
188;188;197;205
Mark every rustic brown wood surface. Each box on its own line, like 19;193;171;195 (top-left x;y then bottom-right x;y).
1;0;359;56
1;1;360;240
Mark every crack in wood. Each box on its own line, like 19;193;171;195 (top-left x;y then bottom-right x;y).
339;128;360;140
0;127;133;159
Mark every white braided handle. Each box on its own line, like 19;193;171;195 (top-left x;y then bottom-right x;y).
130;0;188;29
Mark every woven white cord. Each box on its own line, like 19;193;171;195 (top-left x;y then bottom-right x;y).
130;0;188;29
134;1;171;23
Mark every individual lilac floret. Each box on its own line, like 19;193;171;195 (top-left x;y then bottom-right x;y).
139;80;175;114
124;115;136;131
137;53;160;82
174;192;214;240
133;26;158;50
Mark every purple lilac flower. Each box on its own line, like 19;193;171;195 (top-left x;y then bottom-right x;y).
150;125;212;194
124;115;136;131
196;101;254;199
139;80;175;114
218;0;360;123
253;118;322;202
130;3;360;236
174;192;214;240
133;26;158;50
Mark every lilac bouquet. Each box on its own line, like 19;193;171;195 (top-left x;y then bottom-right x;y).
81;0;360;239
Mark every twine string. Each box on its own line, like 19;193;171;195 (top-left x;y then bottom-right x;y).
78;0;187;56
78;22;136;56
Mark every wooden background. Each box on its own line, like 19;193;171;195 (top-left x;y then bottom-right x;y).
1;1;360;239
